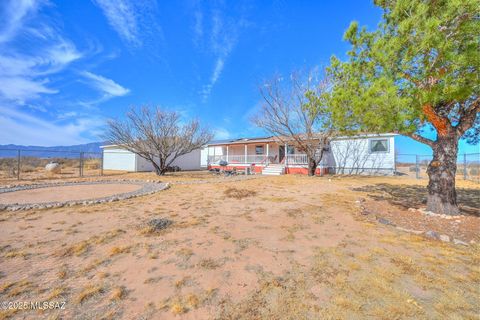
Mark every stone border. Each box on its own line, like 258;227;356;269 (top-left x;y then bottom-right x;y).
0;180;169;211
376;216;472;246
171;174;264;185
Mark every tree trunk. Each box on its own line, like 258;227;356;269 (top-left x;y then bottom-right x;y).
426;136;459;215
308;158;317;176
152;157;166;176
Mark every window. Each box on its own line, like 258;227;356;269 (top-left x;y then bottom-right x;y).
287;145;295;154
255;145;264;155
370;139;389;153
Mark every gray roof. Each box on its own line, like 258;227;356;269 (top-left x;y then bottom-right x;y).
207;136;274;146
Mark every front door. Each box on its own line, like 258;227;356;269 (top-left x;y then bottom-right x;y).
279;145;285;163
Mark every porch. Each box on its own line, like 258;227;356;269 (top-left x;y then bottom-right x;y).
206;142;309;166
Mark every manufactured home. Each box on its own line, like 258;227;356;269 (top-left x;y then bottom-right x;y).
101;133;396;175
201;133;397;175
101;145;202;172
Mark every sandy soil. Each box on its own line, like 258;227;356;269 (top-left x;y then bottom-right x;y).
0;184;143;204
0;174;478;319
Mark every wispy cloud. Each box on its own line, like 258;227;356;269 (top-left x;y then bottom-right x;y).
0;106;103;146
0;0;38;44
92;0;162;48
81;71;130;97
0;0;109;146
0;77;57;103
214;127;231;140
199;7;245;102
0;39;82;104
192;9;203;47
92;0;140;46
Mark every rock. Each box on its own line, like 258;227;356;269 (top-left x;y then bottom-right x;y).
377;217;395;226
407;208;417;212
439;234;450;242
453;239;468;246
45;162;61;174
470;240;476;245
425;230;440;239
146;218;173;232
396;227;423;235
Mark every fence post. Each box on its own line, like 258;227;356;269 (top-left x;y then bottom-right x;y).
79;152;84;177
100;152;104;176
17;150;20;180
415;155;419;179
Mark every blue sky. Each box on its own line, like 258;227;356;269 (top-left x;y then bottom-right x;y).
0;1;478;155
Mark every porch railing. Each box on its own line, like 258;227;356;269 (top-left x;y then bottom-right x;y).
285;154;308;165
207;155;279;165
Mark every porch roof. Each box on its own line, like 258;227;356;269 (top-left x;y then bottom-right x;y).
207;136;276;146
206;132;398;147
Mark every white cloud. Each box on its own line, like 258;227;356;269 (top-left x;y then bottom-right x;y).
0;106;103;146
0;77;57;103
92;0;140;46
200;8;242;102
214;127;231;140
193;9;203;46
0;0;38;44
81;71;130;97
0;40;82;104
92;0;161;49
0;0;83;105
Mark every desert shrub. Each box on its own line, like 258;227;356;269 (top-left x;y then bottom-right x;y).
84;161;100;170
469;167;479;176
21;164;36;173
224;187;257;199
140;218;173;235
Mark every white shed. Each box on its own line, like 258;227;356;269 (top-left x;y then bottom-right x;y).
101;145;202;172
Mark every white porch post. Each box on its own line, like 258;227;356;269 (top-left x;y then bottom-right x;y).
285;143;288;166
266;143;269;165
244;145;247;164
226;145;229;162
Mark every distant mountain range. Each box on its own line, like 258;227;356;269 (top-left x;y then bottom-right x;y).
0;142;104;157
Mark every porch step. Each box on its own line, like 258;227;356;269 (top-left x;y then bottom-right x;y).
262;164;285;175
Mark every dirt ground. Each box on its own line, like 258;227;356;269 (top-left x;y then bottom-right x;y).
0;172;479;319
0;184;143;205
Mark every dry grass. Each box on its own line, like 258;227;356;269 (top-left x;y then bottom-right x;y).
197;258;222;270
108;245;131;257
48;286;67;300
76;284;104;304
110;286;126;301
224;187;257;199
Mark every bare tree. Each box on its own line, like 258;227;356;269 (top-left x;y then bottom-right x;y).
252;70;334;176
105;107;213;175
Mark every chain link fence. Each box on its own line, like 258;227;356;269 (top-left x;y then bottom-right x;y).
396;153;480;183
0;149;103;182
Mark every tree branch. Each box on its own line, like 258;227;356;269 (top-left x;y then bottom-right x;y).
406;132;435;147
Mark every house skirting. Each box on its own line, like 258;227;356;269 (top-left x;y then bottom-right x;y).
208;164;329;175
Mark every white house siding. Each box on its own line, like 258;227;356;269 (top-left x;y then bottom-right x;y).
170;149;202;170
103;147;202;172
328;135;396;175
136;156;154;172
134;150;202;172
102;147;136;171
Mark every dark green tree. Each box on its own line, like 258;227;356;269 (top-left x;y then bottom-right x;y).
326;0;479;215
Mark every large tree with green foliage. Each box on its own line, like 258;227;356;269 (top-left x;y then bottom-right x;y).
326;0;479;215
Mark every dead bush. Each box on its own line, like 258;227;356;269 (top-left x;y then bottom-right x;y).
224;187;257;199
